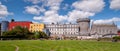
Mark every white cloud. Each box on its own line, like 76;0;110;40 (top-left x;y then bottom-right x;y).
33;15;67;23
0;2;12;17
33;10;67;23
44;10;57;16
25;0;63;6
68;10;95;22
50;6;60;11
25;5;45;15
66;0;105;23
44;0;63;11
32;21;39;23
46;0;62;6
33;16;43;20
72;0;105;13
24;0;62;15
24;0;44;4
27;0;67;23
25;0;63;10
27;0;105;23
94;17;120;24
110;0;120;10
118;26;120;29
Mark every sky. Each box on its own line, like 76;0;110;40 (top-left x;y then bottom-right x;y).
0;0;120;28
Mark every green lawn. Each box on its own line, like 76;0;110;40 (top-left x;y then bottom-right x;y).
0;40;120;51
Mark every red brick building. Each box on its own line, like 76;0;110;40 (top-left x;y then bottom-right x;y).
8;21;32;30
118;30;120;36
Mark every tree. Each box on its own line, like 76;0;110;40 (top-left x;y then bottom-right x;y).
3;30;16;36
112;36;120;42
34;31;48;39
11;19;15;22
3;26;33;39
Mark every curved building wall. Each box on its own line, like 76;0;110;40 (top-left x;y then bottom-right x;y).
77;18;90;36
1;21;9;32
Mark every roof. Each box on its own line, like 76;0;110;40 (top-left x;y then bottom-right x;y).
92;24;117;27
77;18;90;22
103;33;118;36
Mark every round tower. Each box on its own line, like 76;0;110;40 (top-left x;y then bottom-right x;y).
77;18;90;36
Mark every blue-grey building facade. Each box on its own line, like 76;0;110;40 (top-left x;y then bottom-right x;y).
0;23;1;35
1;21;9;32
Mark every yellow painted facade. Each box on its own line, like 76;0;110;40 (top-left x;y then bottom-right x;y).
29;23;44;32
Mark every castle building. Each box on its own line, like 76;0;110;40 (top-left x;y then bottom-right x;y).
91;24;118;35
77;18;90;36
45;18;91;37
8;21;32;30
45;18;118;38
90;23;118;38
29;23;44;32
45;24;79;37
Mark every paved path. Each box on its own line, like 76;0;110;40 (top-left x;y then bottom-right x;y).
15;45;19;51
12;44;19;51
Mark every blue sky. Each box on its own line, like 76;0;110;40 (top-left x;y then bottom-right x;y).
0;0;120;28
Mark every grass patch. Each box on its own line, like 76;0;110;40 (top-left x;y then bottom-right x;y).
0;40;120;51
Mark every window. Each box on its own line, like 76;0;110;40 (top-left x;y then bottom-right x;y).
31;26;32;28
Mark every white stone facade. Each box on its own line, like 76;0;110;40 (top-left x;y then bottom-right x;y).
45;24;79;37
45;18;118;38
90;24;118;35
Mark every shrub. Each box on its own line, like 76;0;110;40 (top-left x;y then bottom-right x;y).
113;36;120;40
